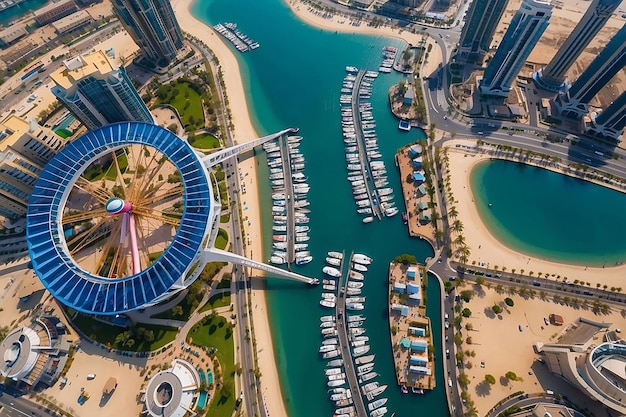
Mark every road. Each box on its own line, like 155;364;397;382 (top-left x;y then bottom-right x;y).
0;387;58;417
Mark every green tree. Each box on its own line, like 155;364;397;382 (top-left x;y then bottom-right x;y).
172;305;184;317
460;290;473;302
457;373;470;388
394;254;417;264
485;374;496;385
492;304;502;314
504;297;514;307
462;308;472;318
475;276;485;286
505;371;518;381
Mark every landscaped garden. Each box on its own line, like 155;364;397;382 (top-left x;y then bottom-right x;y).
188;314;236;417
155;79;205;132
199;292;232;312
189;132;221;149
70;313;178;351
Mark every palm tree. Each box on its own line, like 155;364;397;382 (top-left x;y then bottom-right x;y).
452;219;464;233
448;206;458;220
453;234;466;246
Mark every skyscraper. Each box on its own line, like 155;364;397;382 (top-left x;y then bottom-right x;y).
588;90;626;141
112;0;183;67
51;50;153;130
458;0;509;61
557;24;626;117
480;0;553;97
534;0;621;92
0;115;64;219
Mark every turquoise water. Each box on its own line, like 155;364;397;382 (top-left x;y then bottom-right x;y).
0;0;49;27
191;0;445;415
471;159;626;267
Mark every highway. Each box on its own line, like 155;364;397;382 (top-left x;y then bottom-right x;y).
0;386;58;417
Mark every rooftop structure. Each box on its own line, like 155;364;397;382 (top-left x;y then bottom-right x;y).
458;0;509;61
480;0;553;97
533;0;621;92
536;317;625;414
0;316;71;389
0;24;27;47
143;359;199;417
50;50;153;130
556;24;626;118
33;0;77;25
51;10;93;34
0;115;64;220
112;0;183;67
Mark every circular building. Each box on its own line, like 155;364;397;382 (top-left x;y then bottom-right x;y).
0;317;69;389
26;123;316;315
26;122;212;314
144;358;200;417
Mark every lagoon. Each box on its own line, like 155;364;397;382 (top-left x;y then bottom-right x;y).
471;159;626;267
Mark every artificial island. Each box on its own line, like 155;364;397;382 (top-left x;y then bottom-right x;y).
0;0;625;416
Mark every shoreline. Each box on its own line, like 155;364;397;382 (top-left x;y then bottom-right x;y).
169;0;289;416
445;140;626;289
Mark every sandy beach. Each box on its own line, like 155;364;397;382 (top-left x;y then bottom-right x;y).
455;281;626;416
444;141;626;290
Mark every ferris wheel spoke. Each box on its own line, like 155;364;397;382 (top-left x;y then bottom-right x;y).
62;208;108;226
112;150;128;199
133;206;181;227
131;150;164;202
93;218;123;276
75;177;113;205
138;184;184;208
67;216;112;255
135;214;153;269
126;145;154;202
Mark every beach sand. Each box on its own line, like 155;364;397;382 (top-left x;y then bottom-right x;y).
169;0;288;415
444;141;626;290
455;282;626;416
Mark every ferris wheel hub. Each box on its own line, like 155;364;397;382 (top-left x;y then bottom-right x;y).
105;197;132;215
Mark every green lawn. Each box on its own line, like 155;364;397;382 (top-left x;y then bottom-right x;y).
83;150;128;182
199;292;231;313
190;133;220;149
71;314;178;351
220;214;230;223
188;315;235;417
156;80;205;131
215;228;228;250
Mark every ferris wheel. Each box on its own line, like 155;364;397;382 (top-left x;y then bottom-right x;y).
26;122;315;315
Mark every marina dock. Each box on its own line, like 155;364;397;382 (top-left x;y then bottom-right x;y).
277;135;296;265
350;70;382;220
335;252;369;417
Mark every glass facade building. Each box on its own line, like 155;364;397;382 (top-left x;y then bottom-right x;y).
589;90;626;141
558;24;626;117
51;51;153;130
0;116;64;219
480;0;553;97
534;0;621;92
112;0;183;67
458;0;509;61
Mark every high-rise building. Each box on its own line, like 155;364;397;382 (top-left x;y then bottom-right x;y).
557;24;626;117
0;115;64;220
480;0;552;97
588;90;626;141
458;0;509;61
50;50;153;130
534;0;621;92
112;0;183;67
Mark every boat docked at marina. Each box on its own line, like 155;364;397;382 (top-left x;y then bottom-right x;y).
320;299;336;308
319;344;337;353
352;263;367;272
321;315;334;322
353;254;372;265
366;385;388;401
353;345;370;357
349;270;364;281
327;359;344;368
323;266;341;277
355;354;375;365
270;255;285;265
359;371;378;383
327;379;345;387
357;362;374;374
326;257;341;266
370;406;388;417
328;251;343;260
346;303;364;311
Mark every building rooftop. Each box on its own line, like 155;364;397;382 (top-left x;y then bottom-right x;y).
33;0;75;17
50;50;115;90
557;317;610;346
144;359;199;417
